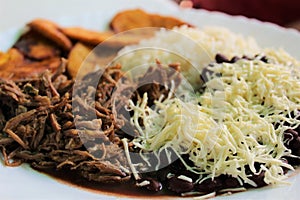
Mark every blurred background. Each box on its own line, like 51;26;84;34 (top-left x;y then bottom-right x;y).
0;0;177;32
1;0;300;31
174;0;300;30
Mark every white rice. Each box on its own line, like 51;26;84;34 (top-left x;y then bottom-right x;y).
116;25;299;87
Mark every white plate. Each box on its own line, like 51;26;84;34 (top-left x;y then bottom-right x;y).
1;1;300;199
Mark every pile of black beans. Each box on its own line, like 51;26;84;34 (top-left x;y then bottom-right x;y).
136;156;269;195
283;128;300;165
214;53;269;64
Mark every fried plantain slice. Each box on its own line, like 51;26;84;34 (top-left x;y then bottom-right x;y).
0;57;61;80
67;42;124;79
110;9;189;33
27;19;72;50
0;48;24;68
110;9;152;33
0;48;61;80
151;14;189;29
62;27;114;46
62;27;151;48
103;30;154;47
11;57;62;80
13;30;62;60
67;42;94;78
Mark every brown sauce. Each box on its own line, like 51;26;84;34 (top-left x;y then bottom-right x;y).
37;168;176;199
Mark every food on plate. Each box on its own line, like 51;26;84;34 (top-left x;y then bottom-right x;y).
1;9;176;80
62;27;155;48
117;25;262;88
110;9;190;33
62;27;114;46
0;48;62;80
13;30;62;60
0;22;67;80
0;48;24;67
28;19;72;50
0;9;300;199
0;61;131;179
67;42;93;78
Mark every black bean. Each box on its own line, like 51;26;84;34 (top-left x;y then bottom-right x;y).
280;158;289;174
283;129;299;151
284;129;300;155
195;177;222;193
284;155;300;165
295;126;300;135
285;129;299;138
230;56;240;63
260;56;268;63
157;167;170;182
147;178;162;192
294;148;300;156
284;131;294;143
289;137;300;152
224;176;241;188
201;67;213;82
168;176;194;193
138;178;162;192
249;171;266;187
170;158;187;173
200;65;222;85
242;55;252;60
215;54;230;63
180;170;199;182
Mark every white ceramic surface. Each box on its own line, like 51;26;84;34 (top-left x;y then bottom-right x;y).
1;0;300;199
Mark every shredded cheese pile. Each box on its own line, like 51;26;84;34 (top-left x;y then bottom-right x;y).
128;53;300;186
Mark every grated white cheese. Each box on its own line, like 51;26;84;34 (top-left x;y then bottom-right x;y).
121;138;140;180
177;175;193;183
218;187;246;193
136;180;150;187
128;56;300;187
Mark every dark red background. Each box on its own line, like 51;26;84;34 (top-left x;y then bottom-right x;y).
191;0;300;26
